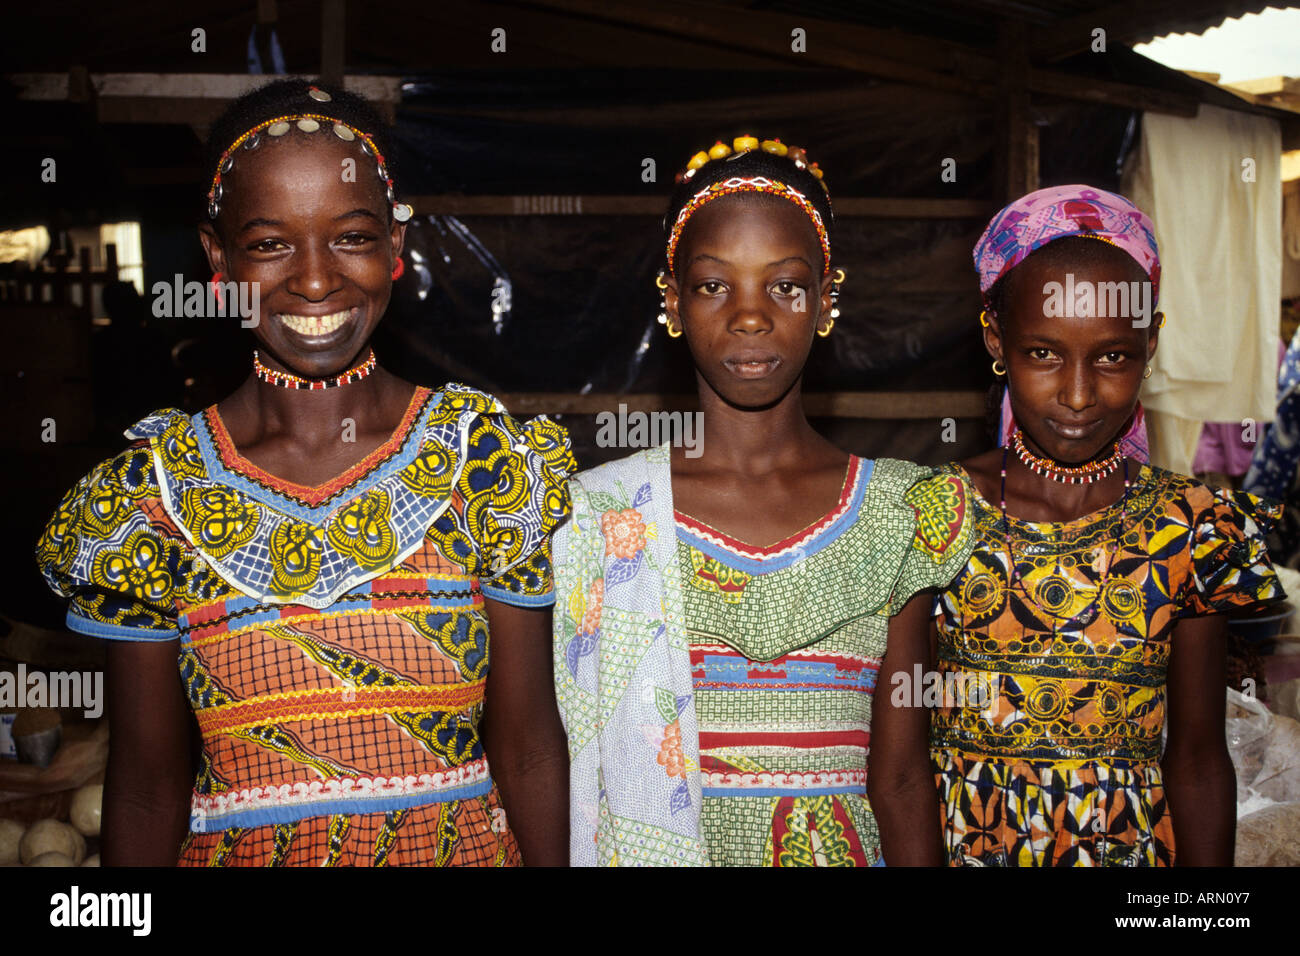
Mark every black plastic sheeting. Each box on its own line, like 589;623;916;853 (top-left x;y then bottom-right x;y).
18;68;1139;447
364;70;1134;416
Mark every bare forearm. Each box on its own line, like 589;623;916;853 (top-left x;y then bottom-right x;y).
481;598;570;865
1162;615;1234;866
101;770;191;866
871;593;946;866
1163;746;1235;866
101;639;194;866
484;726;569;866
870;767;944;866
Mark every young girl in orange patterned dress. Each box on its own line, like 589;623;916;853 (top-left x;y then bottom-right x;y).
36;80;574;866
931;185;1284;866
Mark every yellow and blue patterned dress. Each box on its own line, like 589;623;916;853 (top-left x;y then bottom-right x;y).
36;384;573;866
932;462;1283;866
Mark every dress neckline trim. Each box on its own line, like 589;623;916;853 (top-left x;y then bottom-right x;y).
201;386;431;507
674;456;869;566
951;460;1153;532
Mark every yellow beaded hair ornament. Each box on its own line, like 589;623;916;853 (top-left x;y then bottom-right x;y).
206;85;413;224
666;135;832;278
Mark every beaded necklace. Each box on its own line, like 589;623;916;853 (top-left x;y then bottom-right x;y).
999;445;1130;621
1013;429;1122;484
253;349;376;390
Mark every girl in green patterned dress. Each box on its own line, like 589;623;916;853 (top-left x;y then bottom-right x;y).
552;137;974;866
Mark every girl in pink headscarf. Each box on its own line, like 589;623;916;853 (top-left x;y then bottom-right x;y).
930;185;1283;866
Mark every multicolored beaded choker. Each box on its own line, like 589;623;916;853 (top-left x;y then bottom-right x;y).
253;350;376;390
1013;430;1122;484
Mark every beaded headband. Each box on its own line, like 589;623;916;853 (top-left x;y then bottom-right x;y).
667;176;831;276
206;86;413;224
666;136;831;276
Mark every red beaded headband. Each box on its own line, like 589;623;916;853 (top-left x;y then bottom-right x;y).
666;136;831;276
667;175;831;276
206;87;412;224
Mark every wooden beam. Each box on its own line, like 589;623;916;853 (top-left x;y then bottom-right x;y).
1028;67;1198;117
380;0;786;71
497;391;988;419
837;198;992;218
1228;76;1300;96
803;391;987;419
11;72;402;123
407;195;991;218
12;72;395;102
534;0;998;82
508;0;985;96
516;0;1204;116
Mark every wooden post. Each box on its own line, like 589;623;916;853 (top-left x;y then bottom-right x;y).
50;249;69;306
996;20;1039;204
321;0;346;86
78;247;94;312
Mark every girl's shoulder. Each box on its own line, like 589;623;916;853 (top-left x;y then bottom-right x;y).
45;405;188;528
1135;464;1282;534
1136;466;1286;616
35;408;197;640
864;457;976;587
572;443;669;486
431;382;576;480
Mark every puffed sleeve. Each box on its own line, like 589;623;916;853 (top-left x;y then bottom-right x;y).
35;445;182;641
448;408;576;607
1182;486;1285;617
887;467;977;613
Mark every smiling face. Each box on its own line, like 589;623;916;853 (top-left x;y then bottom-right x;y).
985;241;1160;465
665;195;832;409
199;133;404;378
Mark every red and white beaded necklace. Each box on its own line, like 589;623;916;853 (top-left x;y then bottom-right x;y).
1013;429;1122;484
253;349;376;390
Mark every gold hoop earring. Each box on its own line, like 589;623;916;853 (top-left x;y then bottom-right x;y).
1143;365;1153;379
992;358;1006;376
979;309;993;328
656;270;671;328
827;268;845;323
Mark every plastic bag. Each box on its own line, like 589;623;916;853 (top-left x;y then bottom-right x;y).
1226;687;1300;865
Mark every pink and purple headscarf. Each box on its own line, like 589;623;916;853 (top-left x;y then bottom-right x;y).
973;184;1161;305
977;185;1160;461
